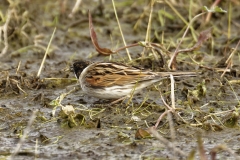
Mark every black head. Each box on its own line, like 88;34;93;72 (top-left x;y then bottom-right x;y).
72;61;90;79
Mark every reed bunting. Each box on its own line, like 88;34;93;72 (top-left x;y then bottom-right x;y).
72;61;196;99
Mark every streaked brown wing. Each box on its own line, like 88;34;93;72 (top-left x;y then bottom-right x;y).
85;62;157;87
85;73;155;87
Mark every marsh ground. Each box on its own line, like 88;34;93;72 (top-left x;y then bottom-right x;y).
0;0;240;159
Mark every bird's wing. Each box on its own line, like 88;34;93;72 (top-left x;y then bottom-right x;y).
85;62;157;87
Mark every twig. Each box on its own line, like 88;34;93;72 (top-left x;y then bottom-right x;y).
145;0;155;43
154;75;176;129
68;0;82;18
210;144;240;160
168;112;176;140
168;75;176;142
225;78;240;104
16;61;21;74
227;1;232;39
168;12;206;69
205;0;221;23
167;112;177;159
112;0;131;61
164;0;197;41
35;139;39;159
9;110;37;160
114;43;139;53
0;9;13;58
37;27;56;78
148;127;187;157
197;135;208;160
221;40;240;78
170;75;175;110
154;109;171;129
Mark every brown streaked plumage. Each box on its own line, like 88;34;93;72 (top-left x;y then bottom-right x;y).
72;61;197;99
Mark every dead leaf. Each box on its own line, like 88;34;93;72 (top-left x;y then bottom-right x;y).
135;128;151;139
88;10;115;56
169;28;212;70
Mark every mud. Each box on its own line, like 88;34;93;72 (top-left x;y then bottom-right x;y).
0;0;240;159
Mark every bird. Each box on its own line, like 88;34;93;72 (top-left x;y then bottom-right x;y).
72;61;196;99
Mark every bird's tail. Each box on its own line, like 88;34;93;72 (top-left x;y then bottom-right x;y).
157;71;198;78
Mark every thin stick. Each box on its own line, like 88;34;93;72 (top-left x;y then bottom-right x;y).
69;0;82;18
37;27;56;78
168;12;206;69
145;0;155;43
35;139;39;159
221;40;240;78
168;75;176;160
227;1;232;39
164;0;197;41
148;127;187;157
205;0;221;24
167;112;176;159
112;0;132;61
154;109;171;129
9;110;37;160
225;78;240;103
154;88;172;129
0;9;12;58
170;74;175;110
16;61;21;74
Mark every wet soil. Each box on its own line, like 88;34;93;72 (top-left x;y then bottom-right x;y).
0;0;240;159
